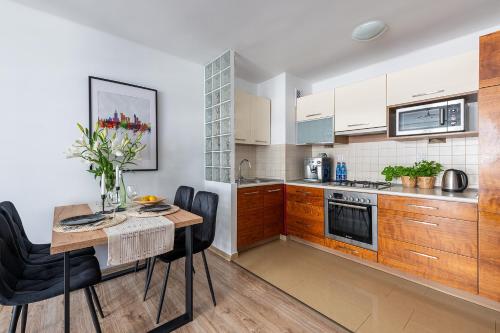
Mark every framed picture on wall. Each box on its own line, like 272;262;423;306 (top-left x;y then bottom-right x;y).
89;76;158;171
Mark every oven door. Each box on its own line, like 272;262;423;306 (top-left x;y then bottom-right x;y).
396;101;448;136
326;199;377;251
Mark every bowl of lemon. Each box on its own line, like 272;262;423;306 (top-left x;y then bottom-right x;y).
133;195;166;206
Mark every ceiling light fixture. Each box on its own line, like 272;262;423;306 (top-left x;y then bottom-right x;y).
352;20;388;41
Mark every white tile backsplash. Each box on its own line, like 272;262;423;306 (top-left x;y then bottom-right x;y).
312;137;479;188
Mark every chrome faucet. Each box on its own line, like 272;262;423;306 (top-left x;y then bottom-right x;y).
238;159;252;183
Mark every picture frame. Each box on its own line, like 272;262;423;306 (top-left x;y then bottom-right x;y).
89;76;158;171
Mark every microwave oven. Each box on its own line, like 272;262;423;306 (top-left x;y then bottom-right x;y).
395;99;465;136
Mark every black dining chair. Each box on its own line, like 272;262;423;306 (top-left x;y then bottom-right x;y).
0;213;103;333
142;186;195;300
0;202;105;318
148;191;218;324
0;201;96;263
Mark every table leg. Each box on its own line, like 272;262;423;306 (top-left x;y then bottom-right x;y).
148;225;193;332
185;225;193;321
64;251;70;333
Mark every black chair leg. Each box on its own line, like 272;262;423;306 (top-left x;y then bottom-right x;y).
84;287;102;333
156;262;171;324
8;305;21;333
134;260;139;272
143;257;156;301
90;285;104;318
20;304;28;333
202;250;217;306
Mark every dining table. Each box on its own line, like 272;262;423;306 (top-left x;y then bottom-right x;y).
50;203;203;333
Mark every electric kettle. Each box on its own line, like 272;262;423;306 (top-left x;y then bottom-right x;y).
441;169;468;192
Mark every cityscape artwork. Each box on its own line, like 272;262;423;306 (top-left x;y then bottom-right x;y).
89;76;158;171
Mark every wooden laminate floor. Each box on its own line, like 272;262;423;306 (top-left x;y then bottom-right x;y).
0;250;347;333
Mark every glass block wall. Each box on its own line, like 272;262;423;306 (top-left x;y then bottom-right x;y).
205;50;233;183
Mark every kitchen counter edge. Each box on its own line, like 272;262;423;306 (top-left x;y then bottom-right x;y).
285;180;479;203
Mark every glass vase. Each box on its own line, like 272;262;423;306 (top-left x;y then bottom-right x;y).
119;176;127;208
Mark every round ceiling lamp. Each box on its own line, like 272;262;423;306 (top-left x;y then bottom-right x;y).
352;20;388;41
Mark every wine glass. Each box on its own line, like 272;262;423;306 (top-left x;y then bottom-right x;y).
126;185;139;201
106;191;121;215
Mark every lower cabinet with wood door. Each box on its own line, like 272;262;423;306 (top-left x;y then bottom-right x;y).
237;184;283;251
378;194;478;294
285;185;325;246
479;211;500;301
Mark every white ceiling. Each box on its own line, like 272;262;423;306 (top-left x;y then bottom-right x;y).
11;0;500;83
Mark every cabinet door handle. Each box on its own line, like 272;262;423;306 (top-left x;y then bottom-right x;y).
255;140;267;143
235;138;246;141
406;204;438;210
408;250;438;260
305;113;322;118
244;191;259;195
347;123;369;127
411;89;445;98
295;220;312;227
267;189;281;193
406;219;439;227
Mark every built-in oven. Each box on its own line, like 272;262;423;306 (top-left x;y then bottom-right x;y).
395;98;465;136
324;189;377;251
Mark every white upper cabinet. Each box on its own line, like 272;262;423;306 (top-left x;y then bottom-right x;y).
296;90;334;122
235;90;271;145
387;51;479;106
334;75;387;133
235;90;252;144
251;95;271;145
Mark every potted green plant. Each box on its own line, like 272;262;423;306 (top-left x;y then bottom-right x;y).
414;160;443;189
381;165;417;188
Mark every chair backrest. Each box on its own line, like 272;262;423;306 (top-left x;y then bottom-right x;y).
0;201;32;250
0;213;26;304
190;191;218;247
0;205;32;260
174;186;195;211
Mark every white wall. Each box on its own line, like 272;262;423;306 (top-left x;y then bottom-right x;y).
312;24;500;92
0;1;204;265
257;73;287;144
235;77;258;95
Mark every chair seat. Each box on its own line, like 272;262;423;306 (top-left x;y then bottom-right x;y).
157;237;209;264
8;256;101;305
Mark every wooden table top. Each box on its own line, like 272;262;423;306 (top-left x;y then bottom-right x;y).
50;204;203;255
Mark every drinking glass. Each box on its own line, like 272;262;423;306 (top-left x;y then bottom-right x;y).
126;185;139;200
106;191;121;215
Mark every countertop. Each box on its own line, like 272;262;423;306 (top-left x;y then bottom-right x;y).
286;180;479;203
237;179;284;188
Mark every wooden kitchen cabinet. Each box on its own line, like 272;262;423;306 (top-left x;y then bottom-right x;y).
285;185;325;246
378;195;478;294
296;90;334;122
478;30;500;302
334;75;387;133
480;31;500;88
387;51;479;106
237;184;283;251
235;89;271;145
379;237;478;294
478;85;500;215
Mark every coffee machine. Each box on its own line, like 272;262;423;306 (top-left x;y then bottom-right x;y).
304;156;331;183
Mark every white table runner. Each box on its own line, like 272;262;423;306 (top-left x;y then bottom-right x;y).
90;203;175;266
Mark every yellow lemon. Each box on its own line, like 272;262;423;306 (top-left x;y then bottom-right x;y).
148;195;157;202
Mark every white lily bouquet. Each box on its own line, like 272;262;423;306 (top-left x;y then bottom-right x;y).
66;123;146;193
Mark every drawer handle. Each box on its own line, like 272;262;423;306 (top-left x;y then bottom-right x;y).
255;140;267;143
338;246;359;254
244;191;259;195
406;204;438;210
267;189;281;193
406;219;439;227
411;89;445;98
297;190;311;195
347;123;369;127
408;250;438;260
305;113;322;118
235;138;246;141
